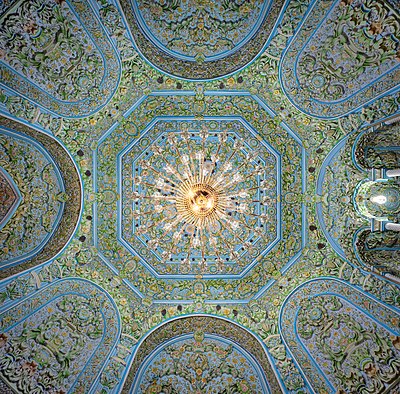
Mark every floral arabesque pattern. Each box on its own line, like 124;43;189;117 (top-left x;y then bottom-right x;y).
280;0;400;118
123;316;281;393
0;278;120;394
136;334;266;393
0;129;64;268
0;168;20;229
280;278;400;394
135;0;267;60
121;0;284;79
0;0;121;117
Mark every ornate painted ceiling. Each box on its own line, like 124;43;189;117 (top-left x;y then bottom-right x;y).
0;0;399;393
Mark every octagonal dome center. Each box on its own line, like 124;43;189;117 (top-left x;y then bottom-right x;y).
121;119;279;276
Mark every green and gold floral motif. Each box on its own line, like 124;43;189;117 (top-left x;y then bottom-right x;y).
0;0;120;117
280;0;400;118
0;279;120;394
138;335;264;393
124;316;281;393
121;0;284;79
0;168;19;229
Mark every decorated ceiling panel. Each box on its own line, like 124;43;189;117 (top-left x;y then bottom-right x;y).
0;278;120;393
123;316;281;393
0;167;21;231
0;117;82;279
121;0;285;79
0;128;64;267
0;0;121;117
280;0;400;118
280;278;400;393
0;0;399;393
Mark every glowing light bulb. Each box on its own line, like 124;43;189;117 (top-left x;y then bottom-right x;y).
164;222;173;231
371;195;387;205
239;190;249;198
156;178;165;188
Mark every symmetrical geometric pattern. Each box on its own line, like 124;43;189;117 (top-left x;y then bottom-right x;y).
121;119;278;276
96;93;304;299
0;278;120;394
124;316;281;393
121;0;285;79
280;0;400;118
280;278;400;394
0;0;399;393
0;0;121;117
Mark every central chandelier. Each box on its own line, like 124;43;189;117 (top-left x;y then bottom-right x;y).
130;122;273;273
176;181;221;225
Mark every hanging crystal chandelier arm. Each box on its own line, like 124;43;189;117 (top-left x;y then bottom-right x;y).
210;171;242;189
204;138;225;184
184;140;196;176
139;181;178;193
173;145;182;162
141;221;159;232
199;145;206;183
244;172;263;180
218;219;247;244
199;227;206;263
141;166;186;185
140;195;176;201
237;217;259;232
156;218;184;245
223;191;246;199
167;165;187;183
246;212;268;219
131;210;154;218
164;215;184;232
220;213;257;234
221;142;241;174
213;221;236;251
164;162;189;183
221;174;244;189
173;145;195;182
209;175;227;188
248;186;261;191
188;232;196;252
197;154;203;184
220;148;239;174
227;207;268;222
235;160;254;172
182;159;194;181
141;213;172;232
204;167;216;185
212;143;222;165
